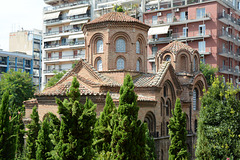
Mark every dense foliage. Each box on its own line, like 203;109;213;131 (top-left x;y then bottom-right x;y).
0;69;35;110
26;106;41;160
111;74;148;159
46;70;67;88
196;77;240;159
54;77;96;159
168;98;188;160
200;62;218;86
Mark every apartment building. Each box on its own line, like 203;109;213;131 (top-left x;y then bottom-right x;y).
143;0;240;86
0;50;33;81
9;29;42;90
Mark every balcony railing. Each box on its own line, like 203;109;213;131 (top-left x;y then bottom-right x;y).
0;61;7;65
218;31;240;45
44;1;90;12
43;68;69;74
44;41;85;49
44;28;82;36
146;13;211;26
219;66;239;76
44;55;85;61
44;14;90;24
148;30;211;44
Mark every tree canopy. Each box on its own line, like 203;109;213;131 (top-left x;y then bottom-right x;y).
46;70;67;88
200;62;218;86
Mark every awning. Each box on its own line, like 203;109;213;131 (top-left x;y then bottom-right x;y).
68;7;88;16
43;12;60;20
44;37;61;42
148;25;170;35
68;34;84;39
70;20;89;25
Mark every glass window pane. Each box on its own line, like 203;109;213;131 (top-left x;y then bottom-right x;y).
97;40;103;53
136;41;140;54
97;59;102;71
136;60;140;71
116;39;126;52
117;58;125;70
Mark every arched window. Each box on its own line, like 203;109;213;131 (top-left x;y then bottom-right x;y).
161;122;163;136
136;40;140;54
194;119;198;133
193;88;199;111
97;59;102;71
161;98;164;116
96;39;103;53
164;85;168;97
136;60;140;71
144;112;156;136
193;56;198;72
166;100;170;116
116;38;126;52
117;58;125;70
164;55;171;61
166;122;169;135
180;55;187;72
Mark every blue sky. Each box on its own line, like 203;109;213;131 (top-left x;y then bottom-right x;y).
0;0;46;51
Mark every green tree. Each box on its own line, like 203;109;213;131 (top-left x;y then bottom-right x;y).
46;70;67;88
14;113;25;159
26;106;41;160
200;62;218;86
168;98;188;160
0;92;13;159
145;129;156;160
0;69;35;110
36;118;52;160
195;77;240;159
113;4;124;12
94;92;117;154
54;77;96;159
111;74;147;160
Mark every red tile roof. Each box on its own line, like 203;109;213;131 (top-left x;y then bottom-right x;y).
158;41;195;55
87;12;148;26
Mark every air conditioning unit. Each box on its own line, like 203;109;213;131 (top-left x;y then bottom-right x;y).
157;12;162;16
175;8;179;12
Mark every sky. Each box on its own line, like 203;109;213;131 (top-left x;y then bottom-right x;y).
0;0;46;51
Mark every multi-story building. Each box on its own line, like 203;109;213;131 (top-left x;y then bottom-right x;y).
0;50;33;81
143;0;240;86
9;29;42;90
42;0;91;90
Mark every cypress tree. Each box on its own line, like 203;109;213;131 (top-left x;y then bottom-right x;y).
111;74;147;159
36;118;52;160
168;98;188;160
54;77;96;159
145;129;156;160
26;106;41;160
0;92;12;159
94;92;117;155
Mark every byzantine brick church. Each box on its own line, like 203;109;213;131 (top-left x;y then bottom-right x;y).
24;12;207;160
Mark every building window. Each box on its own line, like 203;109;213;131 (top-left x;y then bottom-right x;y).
166;122;169;135
183;27;188;37
180;11;188;21
193;88;199;110
199;24;205;36
167;13;172;23
116;38;126;52
117;58;125;70
152;16;158;25
193;56;198;72
152;46;158;56
164;55;171;61
196;8;205;19
136;60;140;71
97;59;102;71
194;119;198;133
166;100;170;116
152;62;156;73
144;112;156;135
136;41;140;54
180;55;187;72
97;39;103;53
198;41;206;54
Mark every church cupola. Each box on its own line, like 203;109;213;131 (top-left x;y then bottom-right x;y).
82;12;150;74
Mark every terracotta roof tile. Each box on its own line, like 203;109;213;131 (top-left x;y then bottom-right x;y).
87;12;147;26
158;41;195;55
133;61;170;87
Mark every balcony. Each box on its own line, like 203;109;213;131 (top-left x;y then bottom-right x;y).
219;66;239;76
43;68;70;75
44;41;85;51
44;28;82;36
218;13;240;31
44;14;90;26
218;49;235;58
44;54;85;62
148;30;211;44
44;1;90;12
146;13;211;27
218;31;240;46
44;0;58;5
